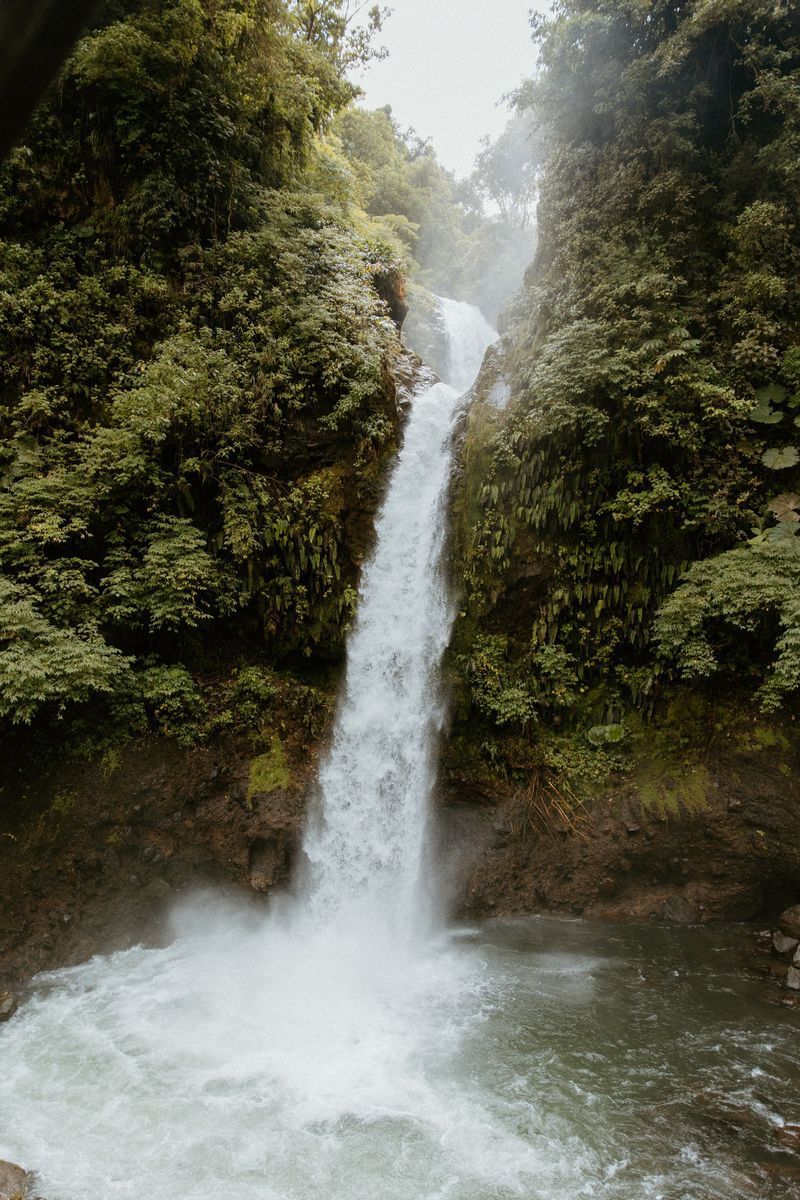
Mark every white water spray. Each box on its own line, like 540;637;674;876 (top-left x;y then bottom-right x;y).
435;294;497;394
300;295;495;938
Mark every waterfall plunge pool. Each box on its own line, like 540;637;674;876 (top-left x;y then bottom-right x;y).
3;300;797;1197
1;910;798;1200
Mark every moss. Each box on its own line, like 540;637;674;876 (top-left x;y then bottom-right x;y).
729;717;792;755
100;747;122;780
26;790;78;848
247;738;291;807
752;724;790;752
635;761;711;818
50;790;77;817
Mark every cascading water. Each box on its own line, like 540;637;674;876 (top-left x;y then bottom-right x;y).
302;377;458;937
435;294;497;394
301;294;495;938
1;298;798;1200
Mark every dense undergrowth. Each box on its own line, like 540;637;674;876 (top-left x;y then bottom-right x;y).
0;0;536;768
0;0;413;761
454;0;800;788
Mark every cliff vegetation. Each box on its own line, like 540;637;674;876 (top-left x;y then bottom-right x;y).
454;0;800;795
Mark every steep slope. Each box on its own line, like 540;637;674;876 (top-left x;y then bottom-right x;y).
449;0;800;921
0;0;415;771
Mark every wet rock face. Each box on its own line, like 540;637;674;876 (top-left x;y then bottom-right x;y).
773;931;799;956
0;1161;30;1200
758;904;800;992
442;735;800;929
779;905;800;940
0;991;18;1022
0;737;313;990
247;837;292;894
372;264;408;332
661;895;700;925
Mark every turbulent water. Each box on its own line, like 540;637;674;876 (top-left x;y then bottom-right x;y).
435;294;497;393
1;298;799;1200
302;395;458;935
301;294;494;938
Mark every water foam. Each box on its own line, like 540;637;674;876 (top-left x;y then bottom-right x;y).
301;378;462;938
0;297;512;1200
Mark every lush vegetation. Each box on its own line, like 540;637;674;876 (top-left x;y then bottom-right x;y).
321;103;537;324
0;0;552;767
0;0;411;753
7;0;797;792
456;0;800;764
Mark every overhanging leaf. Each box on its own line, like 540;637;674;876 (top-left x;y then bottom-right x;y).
755;383;788;405
768;493;800;522
587;723;626;747
749;403;782;424
762;446;799;470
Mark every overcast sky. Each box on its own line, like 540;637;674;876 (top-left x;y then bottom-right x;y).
354;0;543;179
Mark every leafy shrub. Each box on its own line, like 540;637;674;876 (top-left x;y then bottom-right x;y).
456;0;800;725
654;527;800;712
0;2;404;741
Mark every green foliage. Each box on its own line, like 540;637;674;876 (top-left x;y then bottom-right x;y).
137;663;204;741
456;0;800;733
586;724;626;748
247;737;291;805
290;1;390;72
459;634;539;729
458;634;579;729
0;0;404;747
230;666;277;729
328;105;536;323
0;577;131;724
654;527;800;711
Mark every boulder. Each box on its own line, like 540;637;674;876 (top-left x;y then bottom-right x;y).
778;905;800;940
776;1125;800;1150
786;966;800;991
773;931;799;956
661;894;698;924
0;991;18;1022
0;1161;29;1200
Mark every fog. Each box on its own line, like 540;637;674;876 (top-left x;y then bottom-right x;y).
356;0;546;178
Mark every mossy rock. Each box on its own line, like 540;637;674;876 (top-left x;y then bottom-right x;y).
247;738;292;807
635;761;711;818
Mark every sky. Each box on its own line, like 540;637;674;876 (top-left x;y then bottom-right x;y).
354;0;542;179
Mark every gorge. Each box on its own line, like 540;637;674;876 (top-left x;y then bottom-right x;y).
2;302;798;1200
1;1;799;1196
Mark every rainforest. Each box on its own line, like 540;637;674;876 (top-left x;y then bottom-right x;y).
0;2;799;1199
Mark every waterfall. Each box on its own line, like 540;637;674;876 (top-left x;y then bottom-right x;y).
1;298;786;1200
301;296;496;937
0;298;512;1200
436;295;497;394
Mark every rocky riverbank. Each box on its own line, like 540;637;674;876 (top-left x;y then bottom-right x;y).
760;905;800;995
0;710;798;999
0;1160;31;1200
